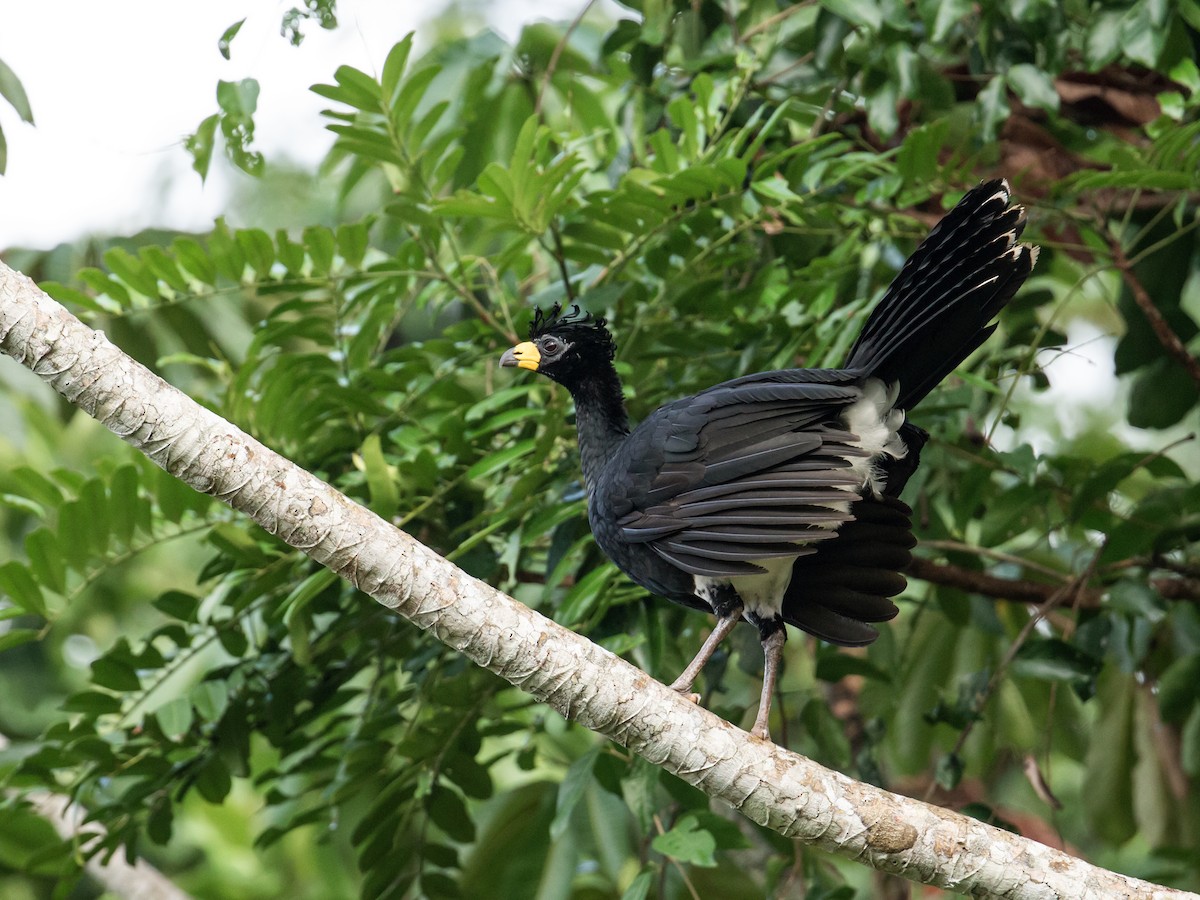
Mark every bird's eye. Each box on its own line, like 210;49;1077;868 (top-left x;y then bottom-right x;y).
541;337;561;354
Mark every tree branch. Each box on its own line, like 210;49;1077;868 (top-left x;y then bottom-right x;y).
907;556;1200;607
0;261;1191;900
1109;236;1200;392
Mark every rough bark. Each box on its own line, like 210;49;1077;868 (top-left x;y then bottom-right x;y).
0;261;1193;900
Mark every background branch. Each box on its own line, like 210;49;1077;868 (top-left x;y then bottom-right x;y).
0;733;191;900
907;556;1200;607
1109;236;1200;391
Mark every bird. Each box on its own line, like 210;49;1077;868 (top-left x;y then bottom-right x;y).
499;180;1037;740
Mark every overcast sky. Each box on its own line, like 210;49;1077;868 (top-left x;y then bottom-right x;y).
0;0;612;249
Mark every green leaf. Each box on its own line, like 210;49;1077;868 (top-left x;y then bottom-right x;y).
237;228;276;278
217;77;259;119
426;786;475;843
216;79;263;175
0;629;39;654
195;756;233;803
651;814;717;867
820;0;881;30
1083;669;1136;843
925;0;971;42
39;281;109;314
186;113;219;181
107;464;140;546
60;690;122;715
1085;11;1125;66
1158;654;1200;724
360;434;399;520
91;655;141;691
1011;639;1101;691
313;65;381;112
555;563;618;625
192;680;230;721
280;568;337;625
153;590;201;622
218;18;245;60
0;561;45;616
1006;64;1059;112
336;221;370;268
148;798;174;845
0;57;34;124
79;478;110;559
620;871;654;900
1106;580;1165;623
551;745;599;840
380;34;415;103
156;697;194;738
1182;705;1200;777
975;75;1009;141
303;225;336;274
172;235;218;285
24;528;66;595
466;439;537;480
138;246;190;293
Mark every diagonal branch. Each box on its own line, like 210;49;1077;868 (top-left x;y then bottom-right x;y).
0;261;1191;900
1109;237;1200;391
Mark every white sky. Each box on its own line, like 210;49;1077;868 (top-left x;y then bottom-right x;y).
0;0;612;249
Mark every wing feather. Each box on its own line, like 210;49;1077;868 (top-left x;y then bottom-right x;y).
595;376;868;577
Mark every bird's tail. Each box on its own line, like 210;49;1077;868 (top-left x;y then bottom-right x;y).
843;180;1037;411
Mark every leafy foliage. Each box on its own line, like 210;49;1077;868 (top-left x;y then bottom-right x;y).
2;1;1200;897
0;56;33;176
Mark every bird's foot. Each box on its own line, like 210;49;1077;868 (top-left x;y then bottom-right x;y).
667;676;702;704
750;716;773;742
748;625;786;743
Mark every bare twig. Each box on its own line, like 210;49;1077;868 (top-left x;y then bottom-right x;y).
535;0;596;117
1109;238;1200;391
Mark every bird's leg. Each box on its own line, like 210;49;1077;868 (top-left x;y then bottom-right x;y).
668;586;743;702
747;615;787;741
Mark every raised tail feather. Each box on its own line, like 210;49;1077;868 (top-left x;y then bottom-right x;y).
844;180;1038;411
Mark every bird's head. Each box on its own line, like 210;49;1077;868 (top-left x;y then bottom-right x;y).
499;303;616;387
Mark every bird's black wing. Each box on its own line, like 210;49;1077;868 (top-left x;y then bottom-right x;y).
596;377;867;578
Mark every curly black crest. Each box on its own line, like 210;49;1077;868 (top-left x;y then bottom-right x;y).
528;303;616;361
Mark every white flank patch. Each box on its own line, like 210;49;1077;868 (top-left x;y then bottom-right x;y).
842;377;907;495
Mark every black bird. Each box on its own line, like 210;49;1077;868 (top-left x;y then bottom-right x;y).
500;180;1036;740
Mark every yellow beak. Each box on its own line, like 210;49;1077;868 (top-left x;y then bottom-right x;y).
499;341;541;372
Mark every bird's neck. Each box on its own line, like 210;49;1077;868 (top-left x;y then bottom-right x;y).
566;366;630;489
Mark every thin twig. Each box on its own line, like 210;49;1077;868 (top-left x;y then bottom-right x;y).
741;0;819;40
535;0;597;117
1109;237;1200;391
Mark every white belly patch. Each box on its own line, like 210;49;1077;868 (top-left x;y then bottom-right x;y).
695;556;797;620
